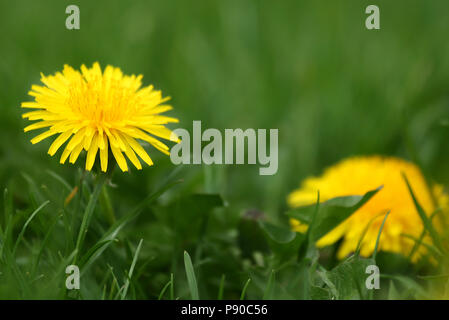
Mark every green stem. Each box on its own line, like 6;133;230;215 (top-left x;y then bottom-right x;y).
101;185;116;225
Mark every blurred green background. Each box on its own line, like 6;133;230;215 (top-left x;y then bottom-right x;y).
0;0;448;299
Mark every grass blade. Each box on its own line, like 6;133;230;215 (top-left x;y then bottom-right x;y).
80;178;184;274
170;273;175;300
79;239;115;274
158;276;173;300
73;173;108;264
240;278;251;300
32;213;60;276
402;173;443;251
402;233;443;258
354;212;385;257
218;274;225;300
12;200;50;256
368;210;390;300
121;239;143;300
184;250;199;300
408;209;440;260
372;210;390;262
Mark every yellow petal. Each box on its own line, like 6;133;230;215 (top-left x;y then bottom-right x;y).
22;110;50;120
31;129;58;144
123;134;153;167
48;131;73;156
69;142;84;164
66;127;87;151
100;134;109;172
122;127;169;155
110;142;128;172
145;104;173;114
118;133;142;170
143;125;180;142
21;102;43;109
98;130;105;150
24;121;55;132
111;129;127;151
104;127;119;148
85;133;99;171
60;145;72;164
83;127;95;151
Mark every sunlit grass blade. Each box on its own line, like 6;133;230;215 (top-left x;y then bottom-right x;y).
401;233;443;258
101;284;107;300
121;238;143;300
402;173;443;251
107;264;120;300
218;274;225;300
407;209;441;260
417;273;449;280
288;187;381;242
368;210;390;300
307;191;320;241
158;276;173;300
170;273;175;300
12;200;49;256
372;211;390;262
240;278;251;300
354;212;385;257
73;173;108;264
184;250;199;300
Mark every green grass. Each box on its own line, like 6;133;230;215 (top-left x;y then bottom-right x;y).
1;0;449;299
0;167;446;299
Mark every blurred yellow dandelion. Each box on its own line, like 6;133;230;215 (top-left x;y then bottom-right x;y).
288;156;448;260
21;62;179;172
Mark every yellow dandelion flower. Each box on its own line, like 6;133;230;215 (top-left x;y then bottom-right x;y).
21;63;179;172
287;156;448;260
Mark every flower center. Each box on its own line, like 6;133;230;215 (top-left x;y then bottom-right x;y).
66;76;139;129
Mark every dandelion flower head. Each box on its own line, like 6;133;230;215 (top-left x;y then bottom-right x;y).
288;156;448;260
22;62;179;172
